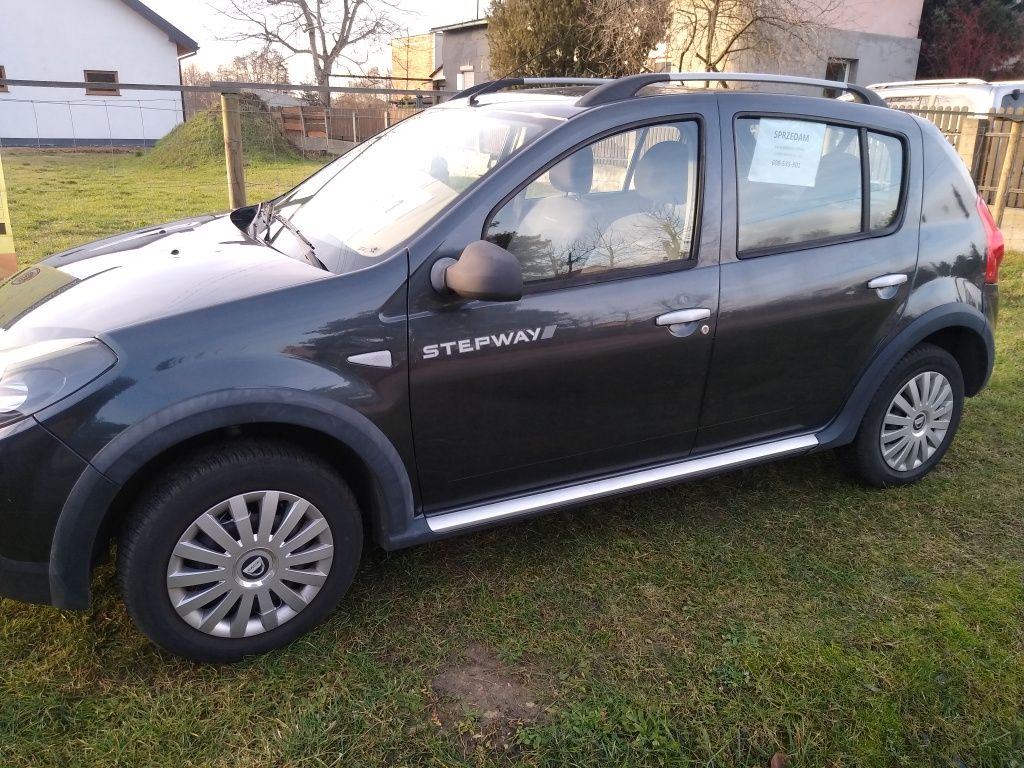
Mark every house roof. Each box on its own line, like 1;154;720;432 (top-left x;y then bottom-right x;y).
243;88;305;108
118;0;199;57
431;18;488;33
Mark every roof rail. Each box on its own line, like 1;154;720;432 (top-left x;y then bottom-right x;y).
870;78;989;89
453;77;614;105
576;72;888;108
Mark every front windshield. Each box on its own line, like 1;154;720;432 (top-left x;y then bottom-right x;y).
267;106;565;274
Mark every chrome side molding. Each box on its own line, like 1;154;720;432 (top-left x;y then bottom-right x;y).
426;434;818;534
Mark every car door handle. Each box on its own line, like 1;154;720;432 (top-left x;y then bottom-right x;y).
867;273;908;290
655;308;712;326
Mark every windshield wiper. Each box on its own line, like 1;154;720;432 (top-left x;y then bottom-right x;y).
255;203;326;270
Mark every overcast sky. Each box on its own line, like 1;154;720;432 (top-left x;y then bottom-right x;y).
144;0;488;82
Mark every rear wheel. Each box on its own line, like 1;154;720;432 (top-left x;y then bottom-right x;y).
118;441;362;662
839;344;964;487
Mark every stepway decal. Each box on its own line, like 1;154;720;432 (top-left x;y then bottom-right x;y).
423;325;557;359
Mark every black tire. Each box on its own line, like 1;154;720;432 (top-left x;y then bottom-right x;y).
838;343;964;488
117;441;362;662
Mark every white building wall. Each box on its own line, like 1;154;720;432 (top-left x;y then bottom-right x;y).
0;0;186;144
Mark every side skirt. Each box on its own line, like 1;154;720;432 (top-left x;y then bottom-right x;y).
425;434;818;536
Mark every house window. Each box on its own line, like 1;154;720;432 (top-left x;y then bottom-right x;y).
824;58;857;98
825;58;856;83
84;70;120;96
0;66;8;93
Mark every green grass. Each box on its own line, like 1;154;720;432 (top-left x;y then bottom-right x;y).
3;150;325;267
2;149;1024;766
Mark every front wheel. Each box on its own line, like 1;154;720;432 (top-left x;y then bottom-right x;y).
839;344;965;487
117;441;362;662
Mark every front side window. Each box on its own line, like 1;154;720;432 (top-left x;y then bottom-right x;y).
487;120;700;283
735;117;905;254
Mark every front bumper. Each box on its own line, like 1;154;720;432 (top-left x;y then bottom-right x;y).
0;417;91;605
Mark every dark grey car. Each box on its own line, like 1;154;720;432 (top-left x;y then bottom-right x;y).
0;73;1004;661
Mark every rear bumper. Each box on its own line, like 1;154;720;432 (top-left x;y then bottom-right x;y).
984;283;999;330
0;417;91;606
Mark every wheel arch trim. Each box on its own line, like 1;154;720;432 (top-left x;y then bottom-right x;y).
48;388;417;609
816;303;994;450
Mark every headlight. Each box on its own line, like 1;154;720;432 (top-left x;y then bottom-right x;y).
0;338;116;426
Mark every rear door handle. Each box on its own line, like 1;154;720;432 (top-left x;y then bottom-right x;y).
655;308;711;326
867;274;908;290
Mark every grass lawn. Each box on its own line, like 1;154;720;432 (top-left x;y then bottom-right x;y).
2;150;326;267
1;150;1024;767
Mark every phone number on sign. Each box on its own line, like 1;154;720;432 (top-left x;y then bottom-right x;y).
771;159;802;168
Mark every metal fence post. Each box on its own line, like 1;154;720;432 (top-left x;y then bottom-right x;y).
220;90;246;209
993;117;1022;226
351;110;358;143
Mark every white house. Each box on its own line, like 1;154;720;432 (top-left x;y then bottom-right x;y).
0;0;198;146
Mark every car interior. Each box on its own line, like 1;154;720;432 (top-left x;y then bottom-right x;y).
489;123;700;281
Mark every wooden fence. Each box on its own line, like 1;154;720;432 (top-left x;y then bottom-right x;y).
896;106;1024;218
271;105;426;147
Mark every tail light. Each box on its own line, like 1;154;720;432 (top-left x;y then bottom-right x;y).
976;195;1005;285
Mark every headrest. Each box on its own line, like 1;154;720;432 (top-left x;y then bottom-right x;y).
815;151;861;184
549;146;594;194
634;141;689;205
429;156;450;184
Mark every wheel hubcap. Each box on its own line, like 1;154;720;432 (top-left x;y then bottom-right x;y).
166;490;334;638
879;370;954;473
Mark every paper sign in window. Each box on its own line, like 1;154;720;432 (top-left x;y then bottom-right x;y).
748;119;827;187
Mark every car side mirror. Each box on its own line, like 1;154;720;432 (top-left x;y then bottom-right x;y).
431;240;523;302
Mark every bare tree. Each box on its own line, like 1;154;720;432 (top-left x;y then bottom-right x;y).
216;0;399;104
588;0;672;75
216;48;291;83
181;63;218;118
666;0;838;76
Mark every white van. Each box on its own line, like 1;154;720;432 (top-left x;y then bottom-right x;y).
868;79;1024;112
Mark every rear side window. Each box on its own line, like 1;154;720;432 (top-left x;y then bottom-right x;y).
735;117;905;254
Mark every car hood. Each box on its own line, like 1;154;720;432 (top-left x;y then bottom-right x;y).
0;215;330;344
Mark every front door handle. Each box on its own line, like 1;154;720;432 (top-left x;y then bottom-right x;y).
867;274;908;290
655;308;712;326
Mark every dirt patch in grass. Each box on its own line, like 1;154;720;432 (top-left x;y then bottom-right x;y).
430;644;545;755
